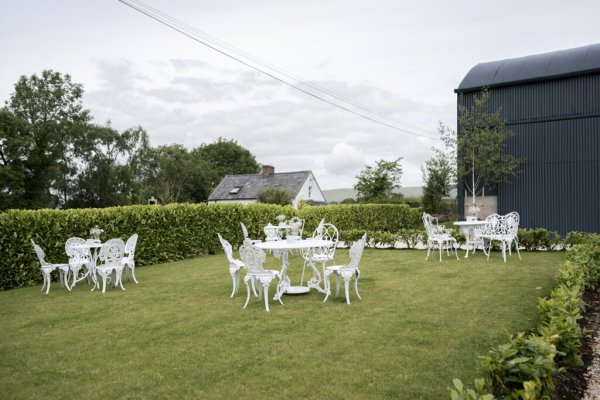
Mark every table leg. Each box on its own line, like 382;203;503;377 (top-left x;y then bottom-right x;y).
306;257;326;294
273;250;290;301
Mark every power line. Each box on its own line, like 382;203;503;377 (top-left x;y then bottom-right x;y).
118;0;434;138
123;0;412;127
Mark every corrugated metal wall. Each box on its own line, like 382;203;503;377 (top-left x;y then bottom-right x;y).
457;74;600;234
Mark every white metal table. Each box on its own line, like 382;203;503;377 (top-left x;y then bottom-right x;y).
453;220;488;258
254;239;333;301
70;240;102;290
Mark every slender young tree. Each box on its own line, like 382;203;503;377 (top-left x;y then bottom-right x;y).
449;88;524;212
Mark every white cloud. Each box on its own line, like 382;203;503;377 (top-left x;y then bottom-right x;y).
324;142;365;175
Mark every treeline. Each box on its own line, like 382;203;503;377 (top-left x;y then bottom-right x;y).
0;70;260;210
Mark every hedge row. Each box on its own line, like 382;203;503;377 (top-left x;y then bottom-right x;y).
0;203;421;290
449;233;600;400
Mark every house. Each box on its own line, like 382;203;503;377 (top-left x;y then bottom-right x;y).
455;43;600;234
207;165;327;208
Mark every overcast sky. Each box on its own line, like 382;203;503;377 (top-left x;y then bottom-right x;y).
1;0;599;189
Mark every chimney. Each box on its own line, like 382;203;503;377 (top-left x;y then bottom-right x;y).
262;165;274;177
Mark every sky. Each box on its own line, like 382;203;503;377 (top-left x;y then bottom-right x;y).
1;0;599;190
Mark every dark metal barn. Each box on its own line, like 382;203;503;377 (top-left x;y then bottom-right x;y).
455;43;600;234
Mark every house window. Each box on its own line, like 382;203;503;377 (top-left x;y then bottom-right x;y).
229;186;242;195
308;185;312;198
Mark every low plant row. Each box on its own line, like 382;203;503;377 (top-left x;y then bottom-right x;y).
0;203;422;290
449;233;600;400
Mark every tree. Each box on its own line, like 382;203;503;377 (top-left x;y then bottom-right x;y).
2;70;90;209
66;125;149;208
449;88;524;212
135;144;211;204
422;124;456;214
354;158;403;203
256;187;292;205
195;138;260;189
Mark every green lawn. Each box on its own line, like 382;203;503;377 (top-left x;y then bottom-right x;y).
0;249;564;399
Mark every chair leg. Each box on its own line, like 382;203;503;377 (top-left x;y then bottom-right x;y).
42;271;51;294
354;270;361;301
230;270;237;298
514;239;522;260
262;281;271;312
243;276;252;309
335;274;340;297
101;274;108;293
323;270;332;302
438;241;442;262
502;242;507;262
426;241;431;260
64;270;72;291
117;269;125;290
130;264;139;284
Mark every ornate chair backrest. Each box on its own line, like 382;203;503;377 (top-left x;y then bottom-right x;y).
343;233;367;270
311;218;325;239
316;223;340;258
238;239;266;274
286;217;305;237
98;238;125;266
484;213;501;235
504;212;520;237
217;233;235;263
124;234;138;257
422;212;437;236
31;239;48;267
65;237;91;264
264;223;280;241
240;222;250;240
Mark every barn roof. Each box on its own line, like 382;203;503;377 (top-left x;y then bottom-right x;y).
456;43;600;93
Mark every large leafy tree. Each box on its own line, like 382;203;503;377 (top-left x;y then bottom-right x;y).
195;138;260;189
449;88;524;212
2;70;90;208
354;158;404;203
135;144;211;204
66;125;149;208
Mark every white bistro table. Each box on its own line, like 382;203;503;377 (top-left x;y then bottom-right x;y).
71;239;103;290
453;220;488;258
254;239;333;301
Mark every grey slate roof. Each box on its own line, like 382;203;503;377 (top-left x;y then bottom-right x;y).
456;43;600;92
208;171;311;201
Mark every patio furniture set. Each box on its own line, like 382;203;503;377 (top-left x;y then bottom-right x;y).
219;218;367;311
31;233;139;294
422;211;522;262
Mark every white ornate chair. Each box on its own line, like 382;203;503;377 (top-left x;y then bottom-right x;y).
96;238;126;293
422;212;459;262
217;233;245;298
481;212;522;262
238;239;282;312
240;222;261;245
65;237;93;289
323;233;367;304
300;221;338;286
285;217;305;239
263;223;281;242
121;234;139;284
31;239;71;294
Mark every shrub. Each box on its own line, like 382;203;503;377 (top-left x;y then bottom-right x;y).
451;233;600;399
0;203;422;290
256;187;292;205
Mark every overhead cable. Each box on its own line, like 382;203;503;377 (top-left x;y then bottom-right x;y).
118;0;434;138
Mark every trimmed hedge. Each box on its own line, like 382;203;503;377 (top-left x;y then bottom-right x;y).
0;203;421;290
449;233;600;399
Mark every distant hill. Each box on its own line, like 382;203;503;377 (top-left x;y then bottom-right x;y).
323;187;425;203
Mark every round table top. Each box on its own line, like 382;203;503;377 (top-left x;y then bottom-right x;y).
453;220;488;226
254;239;332;250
